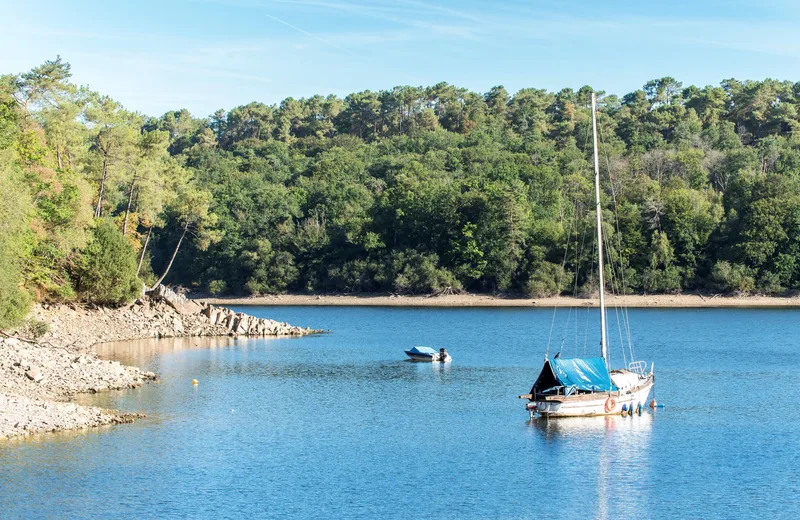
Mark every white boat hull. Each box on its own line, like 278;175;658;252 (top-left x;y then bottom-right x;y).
530;375;654;418
405;353;452;362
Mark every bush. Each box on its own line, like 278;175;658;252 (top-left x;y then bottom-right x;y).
710;261;756;294
72;220;141;305
326;259;378;292
757;271;783;294
208;279;227;296
0;151;33;329
0;280;31;330
641;266;682;294
391;250;461;294
22;319;50;340
242;239;299;295
526;262;568;297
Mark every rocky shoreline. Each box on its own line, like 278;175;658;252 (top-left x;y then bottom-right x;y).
0;287;321;440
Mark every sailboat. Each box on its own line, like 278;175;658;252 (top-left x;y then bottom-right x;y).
520;93;655;418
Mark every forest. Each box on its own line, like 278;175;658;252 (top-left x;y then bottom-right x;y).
3;56;800;327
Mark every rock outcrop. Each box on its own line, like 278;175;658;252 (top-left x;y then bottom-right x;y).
198;304;317;337
1;287;322;439
26;294;321;350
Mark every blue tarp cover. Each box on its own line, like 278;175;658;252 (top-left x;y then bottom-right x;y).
407;346;436;355
549;357;617;392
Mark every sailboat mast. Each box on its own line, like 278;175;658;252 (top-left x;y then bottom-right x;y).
591;92;608;365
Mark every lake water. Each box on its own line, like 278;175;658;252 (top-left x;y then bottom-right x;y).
1;306;799;519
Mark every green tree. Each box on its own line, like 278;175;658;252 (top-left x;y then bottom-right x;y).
84;92;142;218
72;220;141;305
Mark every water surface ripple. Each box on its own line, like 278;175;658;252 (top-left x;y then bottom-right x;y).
1;307;799;519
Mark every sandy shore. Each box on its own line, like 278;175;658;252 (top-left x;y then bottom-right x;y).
202;292;800;308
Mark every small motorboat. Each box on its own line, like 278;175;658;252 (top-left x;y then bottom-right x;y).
404;346;452;362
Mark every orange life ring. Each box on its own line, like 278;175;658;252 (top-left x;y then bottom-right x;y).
604;397;616;413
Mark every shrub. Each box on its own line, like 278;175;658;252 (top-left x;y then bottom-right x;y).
208;279;227;296
641;266;683;294
710;261;756;294
0;280;32;330
526;262;568;297
326;259;378;293
242;239;299;295
72;220;141;305
391;250;461;294
0;151;33;329
22;319;50;340
757;271;783;295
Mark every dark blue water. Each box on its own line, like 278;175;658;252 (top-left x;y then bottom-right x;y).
1;307;799;519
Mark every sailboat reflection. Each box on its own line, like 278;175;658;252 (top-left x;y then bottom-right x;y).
528;411;652;438
528;414;653;520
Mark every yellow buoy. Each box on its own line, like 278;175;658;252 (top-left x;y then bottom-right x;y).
192;379;198;385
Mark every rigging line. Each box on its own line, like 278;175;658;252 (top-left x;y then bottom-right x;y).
572;102;595;359
601;195;634;369
583;223;596;358
599;226;615;369
603;225;628;367
546;202;577;358
559;305;573;352
596;107;637;362
600;190;635;367
558;206;580;348
572;210;588;357
597;160;633;370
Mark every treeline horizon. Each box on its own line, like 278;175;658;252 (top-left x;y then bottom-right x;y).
3;57;800;327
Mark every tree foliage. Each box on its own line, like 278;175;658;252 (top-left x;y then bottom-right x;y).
5;58;800;316
72;220;141;305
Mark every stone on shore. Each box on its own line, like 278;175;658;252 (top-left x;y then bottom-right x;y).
25;367;43;382
1;285;323;440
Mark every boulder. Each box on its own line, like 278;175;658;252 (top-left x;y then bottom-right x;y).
224;312;236;330
147;284;202;315
26;367;44;382
172;316;185;334
215;311;226;326
235;314;249;334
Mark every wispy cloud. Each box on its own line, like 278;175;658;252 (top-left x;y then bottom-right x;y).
9;0;800;117
395;0;486;24
490;13;800;58
197;0;486;42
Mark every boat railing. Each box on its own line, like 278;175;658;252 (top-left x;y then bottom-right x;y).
533;385;581;398
628;360;647;376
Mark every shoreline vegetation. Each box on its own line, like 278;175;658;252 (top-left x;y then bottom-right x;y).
7;59;800;339
202;292;800;308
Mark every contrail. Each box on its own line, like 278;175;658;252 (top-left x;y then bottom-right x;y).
395;0;485;24
260;10;358;56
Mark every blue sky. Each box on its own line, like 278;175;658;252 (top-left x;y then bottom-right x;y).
4;0;800;117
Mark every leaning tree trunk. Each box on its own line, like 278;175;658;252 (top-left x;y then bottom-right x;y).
136;226;153;276
94;156;109;218
56;147;63;170
150;222;189;289
122;177;137;235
